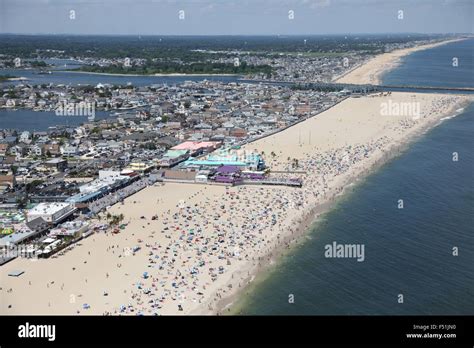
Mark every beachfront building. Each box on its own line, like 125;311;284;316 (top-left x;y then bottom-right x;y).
67;170;132;205
157;149;190;168
49;220;90;239
36;237;63;258
178;148;265;171
210;165;243;184
27;202;76;224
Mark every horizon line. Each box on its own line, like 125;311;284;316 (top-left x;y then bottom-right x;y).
0;32;473;37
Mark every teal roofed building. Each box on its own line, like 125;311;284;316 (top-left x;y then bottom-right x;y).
158;149;190;167
179;150;265;171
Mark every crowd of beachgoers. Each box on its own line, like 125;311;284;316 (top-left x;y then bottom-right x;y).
95;94;469;315
98;138;410;314
1;91;470;316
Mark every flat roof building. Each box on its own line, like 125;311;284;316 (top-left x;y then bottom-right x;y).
171;141;221;155
27;202;76;224
158;149;189;168
49;220;89;238
179;150;265;171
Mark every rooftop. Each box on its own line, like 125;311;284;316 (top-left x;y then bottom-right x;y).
28;202;73;216
171;141;220;151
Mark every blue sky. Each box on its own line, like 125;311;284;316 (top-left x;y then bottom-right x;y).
0;0;472;35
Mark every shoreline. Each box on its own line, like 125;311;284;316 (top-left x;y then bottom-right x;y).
0;93;471;315
335;38;468;85
211;98;473;315
192;94;473;315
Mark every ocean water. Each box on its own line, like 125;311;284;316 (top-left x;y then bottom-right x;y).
236;39;474;315
382;38;474;88
0;109;111;132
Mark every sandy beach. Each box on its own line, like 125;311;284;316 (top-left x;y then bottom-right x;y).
335;38;466;85
1;90;471;315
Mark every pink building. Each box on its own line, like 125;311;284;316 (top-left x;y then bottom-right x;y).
171;141;221;155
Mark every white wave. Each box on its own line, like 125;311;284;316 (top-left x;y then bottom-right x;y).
440;114;457;121
439;107;467;121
